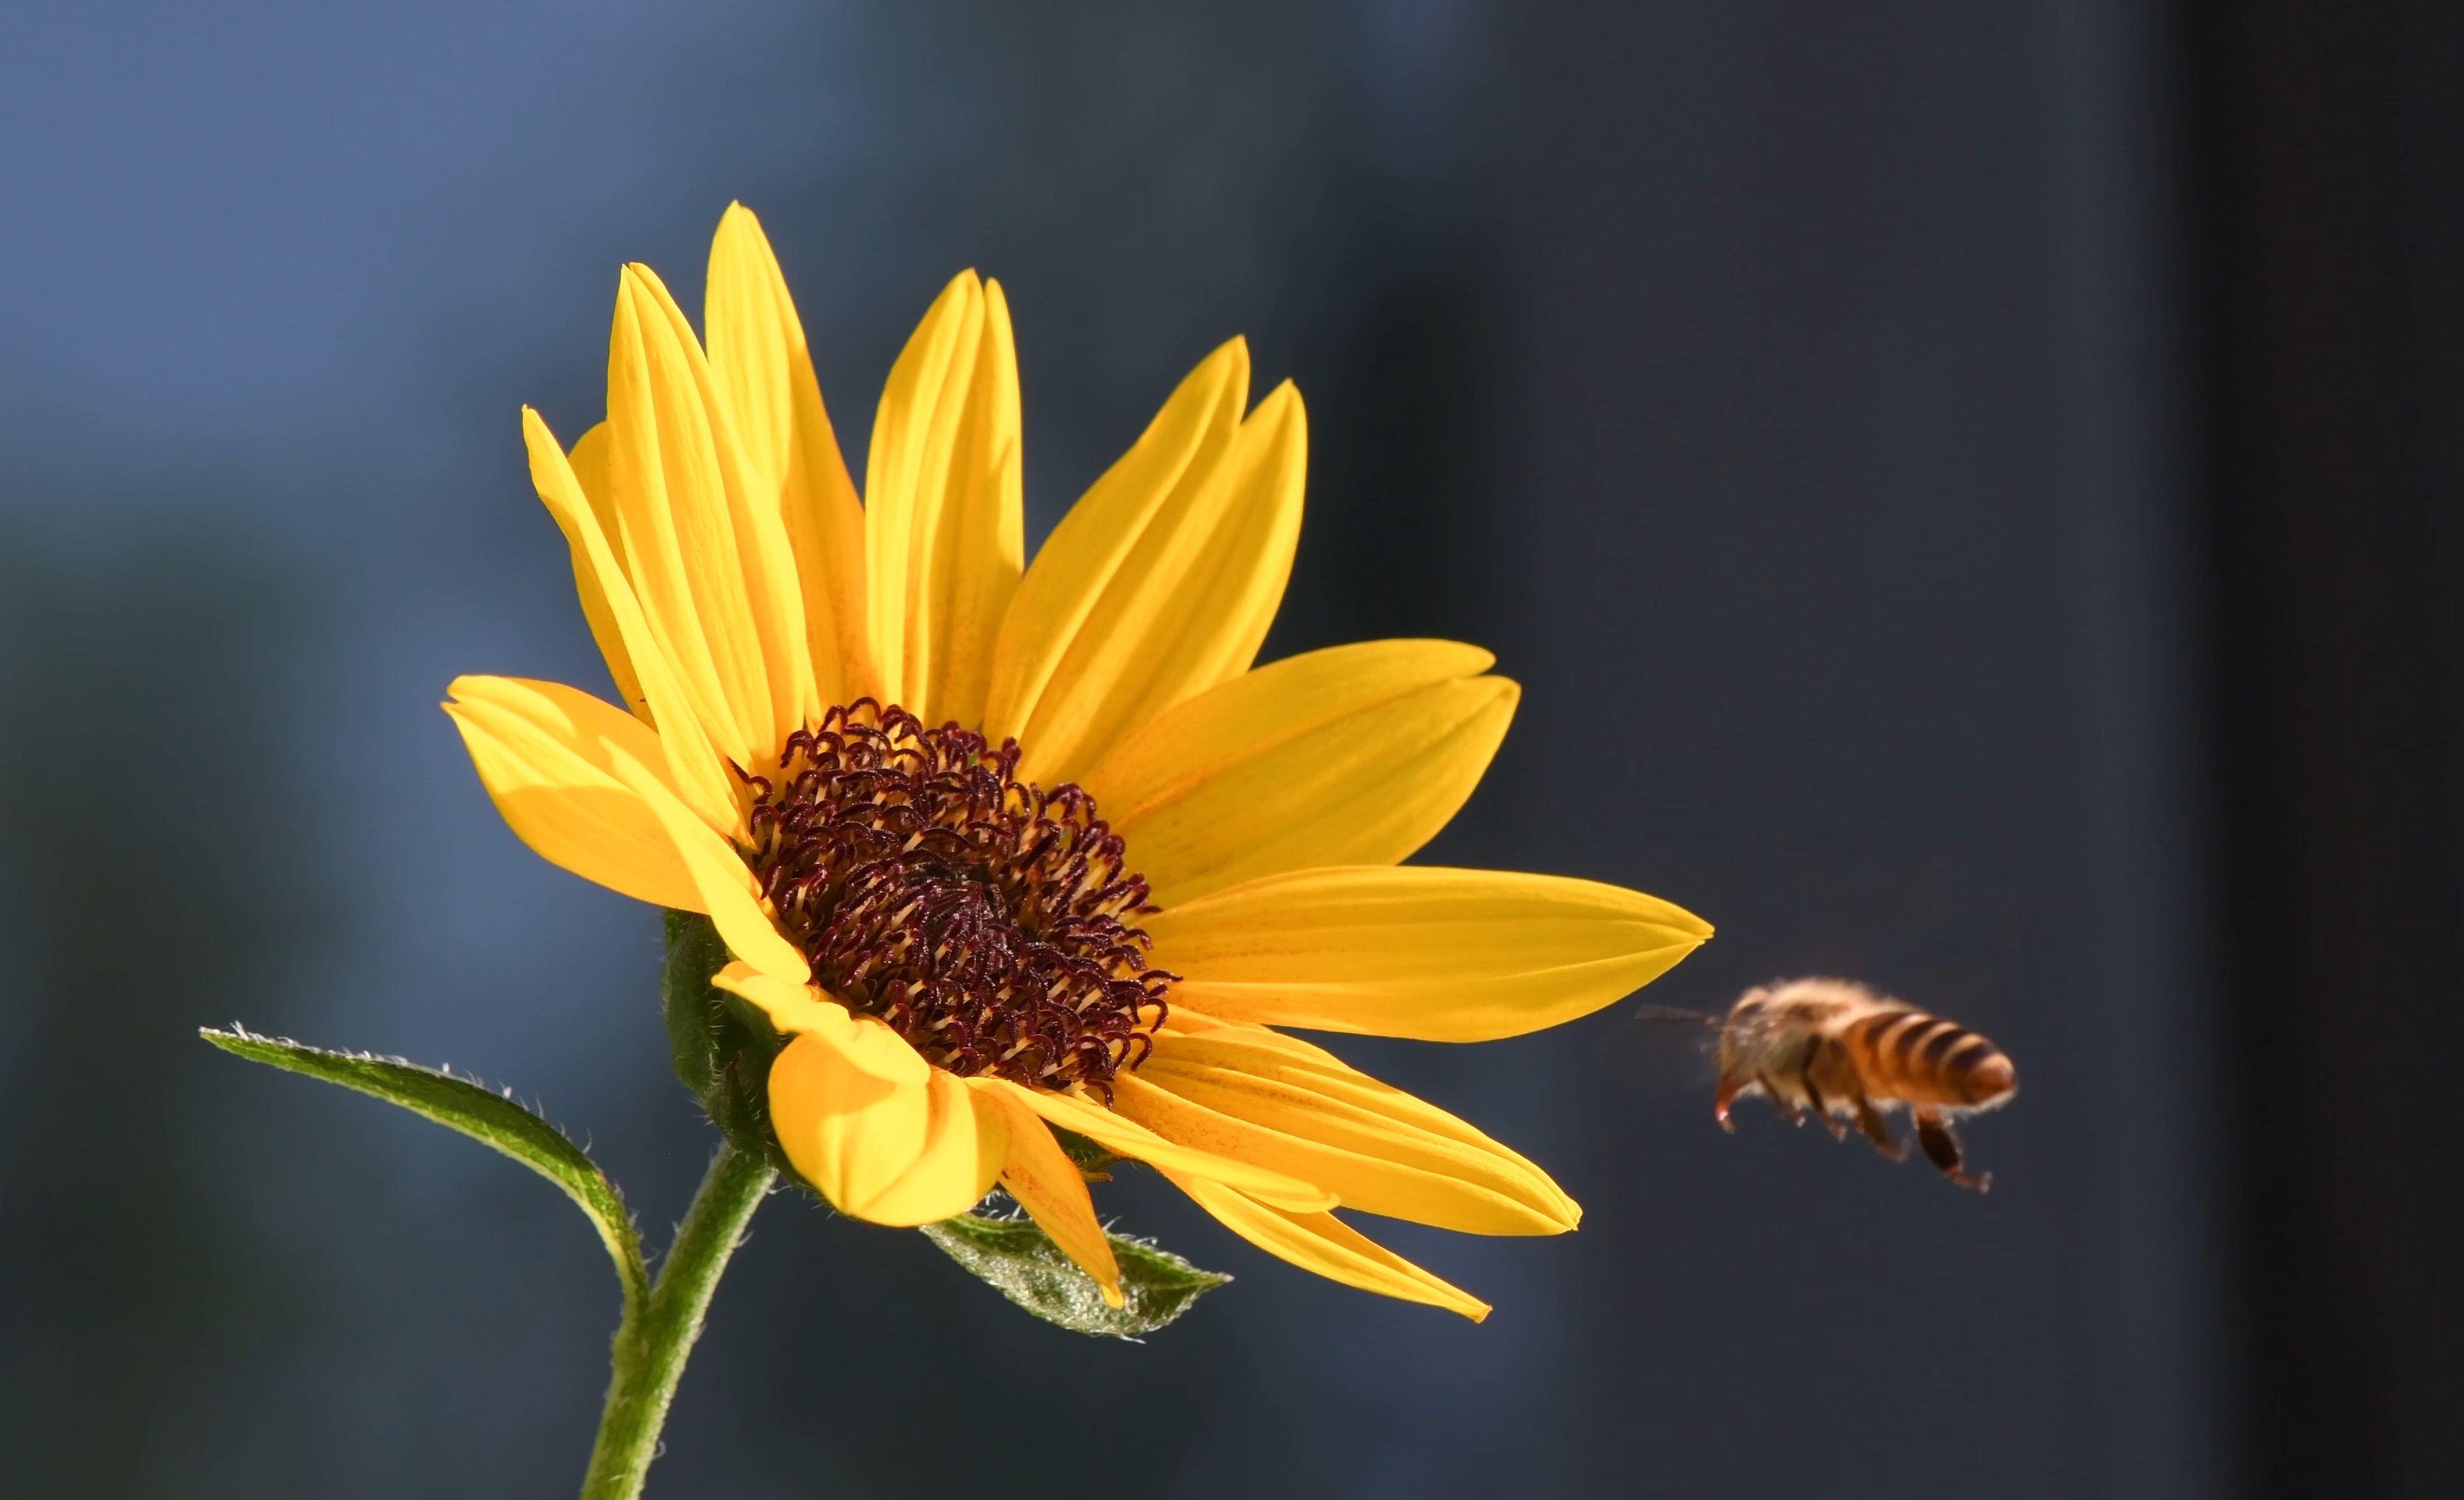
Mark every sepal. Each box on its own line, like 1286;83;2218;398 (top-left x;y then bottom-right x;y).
922;1197;1231;1338
199;1025;647;1308
661;907;731;1101
1052;1128;1123;1180
662;909;794;1173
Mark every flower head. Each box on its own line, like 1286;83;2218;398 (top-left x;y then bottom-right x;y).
447;204;1710;1320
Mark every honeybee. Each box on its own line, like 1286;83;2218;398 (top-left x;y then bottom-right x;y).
1640;978;2019;1190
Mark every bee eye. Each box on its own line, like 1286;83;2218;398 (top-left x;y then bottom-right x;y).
1734;999;1765;1017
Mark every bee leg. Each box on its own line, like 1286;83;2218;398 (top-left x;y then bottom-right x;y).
1809;1092;1849;1140
1852;1095;1904;1161
1799;1038;1848;1140
1801;1076;1838;1133
1713;1075;1742;1133
1756;1072;1804;1126
1914;1108;1991;1192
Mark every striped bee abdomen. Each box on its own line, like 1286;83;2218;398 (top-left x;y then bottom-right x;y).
1850;1008;2015;1111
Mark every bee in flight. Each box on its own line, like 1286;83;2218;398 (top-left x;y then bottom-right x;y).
1640;978;2018;1190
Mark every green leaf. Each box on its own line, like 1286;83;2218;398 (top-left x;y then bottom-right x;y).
201;1025;647;1308
921;1202;1231;1338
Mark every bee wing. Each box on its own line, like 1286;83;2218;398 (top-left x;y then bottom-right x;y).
1595;1003;1722;1095
1629;1003;1721;1027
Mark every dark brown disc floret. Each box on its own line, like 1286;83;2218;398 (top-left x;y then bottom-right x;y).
736;699;1169;1097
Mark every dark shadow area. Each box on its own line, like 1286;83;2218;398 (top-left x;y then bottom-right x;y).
2186;3;2464;1494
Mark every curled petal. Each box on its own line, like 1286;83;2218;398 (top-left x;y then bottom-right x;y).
709;960;844;1035
767;1016;1001;1226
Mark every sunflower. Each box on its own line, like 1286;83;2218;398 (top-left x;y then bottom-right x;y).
445;204;1708;1322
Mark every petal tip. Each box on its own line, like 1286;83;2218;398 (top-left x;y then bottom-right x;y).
617;262;680;310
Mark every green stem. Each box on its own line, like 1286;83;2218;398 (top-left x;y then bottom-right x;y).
578;1140;775;1499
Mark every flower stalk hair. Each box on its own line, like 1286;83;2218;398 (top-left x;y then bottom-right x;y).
208;203;1709;1496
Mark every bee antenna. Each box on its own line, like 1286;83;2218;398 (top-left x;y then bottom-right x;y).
1629;1003;1717;1027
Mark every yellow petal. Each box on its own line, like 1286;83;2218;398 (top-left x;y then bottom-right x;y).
642;258;825;744
704;204;879;707
766;1021;999;1226
606;264;817;762
928;276;1023;730
1156;1166;1490;1321
991;360;1306;787
1147;866;1712;1041
864;272;1024;726
1081;640;1515;906
565;420;616;524
1114;1026;1578;1235
442;675;699;910
597;743;810;985
969;1079;1122;1308
981;339;1246;774
522;407;742;833
974;1076;1335;1213
541;421;648;720
708;960;847;1035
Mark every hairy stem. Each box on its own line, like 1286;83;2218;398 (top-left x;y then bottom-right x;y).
578;1141;774;1499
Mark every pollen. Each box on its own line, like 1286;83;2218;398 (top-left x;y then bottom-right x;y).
738;700;1170;1096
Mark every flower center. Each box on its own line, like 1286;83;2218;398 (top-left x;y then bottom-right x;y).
738;700;1169;1096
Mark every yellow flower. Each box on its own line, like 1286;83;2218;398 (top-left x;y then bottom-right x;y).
445;204;1709;1322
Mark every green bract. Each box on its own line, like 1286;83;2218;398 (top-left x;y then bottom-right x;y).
661;909;790;1171
924;1204;1231;1338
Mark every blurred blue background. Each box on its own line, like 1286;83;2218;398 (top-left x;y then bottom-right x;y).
10;3;2451;1497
